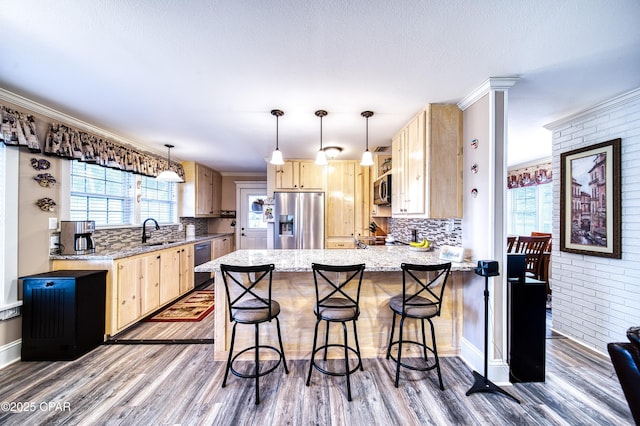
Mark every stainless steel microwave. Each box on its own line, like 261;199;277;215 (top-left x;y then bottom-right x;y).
373;175;391;205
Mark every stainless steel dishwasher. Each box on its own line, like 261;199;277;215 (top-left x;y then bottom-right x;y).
194;241;212;288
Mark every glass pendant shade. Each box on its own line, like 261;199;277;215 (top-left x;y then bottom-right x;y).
156;144;184;182
315;149;328;165
360;150;374;166
270;148;284;165
269;109;285;165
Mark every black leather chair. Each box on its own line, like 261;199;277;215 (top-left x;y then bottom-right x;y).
220;263;288;405
607;326;640;424
306;263;366;401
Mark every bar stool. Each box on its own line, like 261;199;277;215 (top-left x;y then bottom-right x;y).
220;263;288;405
306;263;366;401
386;262;451;389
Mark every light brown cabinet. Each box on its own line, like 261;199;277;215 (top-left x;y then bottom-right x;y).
54;242;196;336
179;244;194;294
392;104;462;218
274;160;324;190
181;161;222;217
212;235;235;259
326;160;370;248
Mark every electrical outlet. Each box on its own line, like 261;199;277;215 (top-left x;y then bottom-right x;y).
178;223;184;231
50;235;59;249
48;217;58;230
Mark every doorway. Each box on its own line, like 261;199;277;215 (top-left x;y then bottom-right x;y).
236;182;268;249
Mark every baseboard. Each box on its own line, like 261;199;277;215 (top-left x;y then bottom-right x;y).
0;339;21;370
459;336;511;385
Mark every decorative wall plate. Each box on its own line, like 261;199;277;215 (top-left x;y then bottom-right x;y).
31;158;51;170
36;197;56;212
34;173;56;187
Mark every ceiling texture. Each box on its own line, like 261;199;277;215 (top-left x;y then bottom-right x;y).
2;0;639;173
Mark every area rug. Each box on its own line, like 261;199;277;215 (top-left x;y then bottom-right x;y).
146;290;214;322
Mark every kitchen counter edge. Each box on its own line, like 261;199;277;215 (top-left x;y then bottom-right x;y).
50;233;234;261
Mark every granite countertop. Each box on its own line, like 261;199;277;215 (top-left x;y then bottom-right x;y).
195;246;475;273
50;233;233;261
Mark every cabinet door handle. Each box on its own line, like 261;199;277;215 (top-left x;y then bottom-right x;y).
45;281;54;287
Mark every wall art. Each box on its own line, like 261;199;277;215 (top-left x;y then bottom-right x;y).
560;138;621;258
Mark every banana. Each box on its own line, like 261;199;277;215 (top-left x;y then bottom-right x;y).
410;239;430;248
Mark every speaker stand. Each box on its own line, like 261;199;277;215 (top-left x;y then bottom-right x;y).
466;275;520;404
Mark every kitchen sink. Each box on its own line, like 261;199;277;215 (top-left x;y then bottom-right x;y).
143;240;179;247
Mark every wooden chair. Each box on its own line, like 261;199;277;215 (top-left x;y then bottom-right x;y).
531;232;552;252
511;236;551;281
530;232;552;294
507;236;517;253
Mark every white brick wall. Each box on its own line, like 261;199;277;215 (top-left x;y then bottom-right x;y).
548;88;640;354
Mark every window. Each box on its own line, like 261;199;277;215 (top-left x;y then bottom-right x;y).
140;175;177;224
507;184;552;235
69;161;177;227
70;162;134;226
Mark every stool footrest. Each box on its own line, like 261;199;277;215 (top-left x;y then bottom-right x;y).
309;344;362;377
387;340;438;372
230;345;285;380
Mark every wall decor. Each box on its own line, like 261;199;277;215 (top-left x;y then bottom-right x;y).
560;138;621;258
0;105;42;152
34;173;56;187
36;197;56;212
31;157;51;170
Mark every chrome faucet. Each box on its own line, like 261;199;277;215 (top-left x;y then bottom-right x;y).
142;218;160;243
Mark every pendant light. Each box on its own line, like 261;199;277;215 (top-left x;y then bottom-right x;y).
314;110;328;166
360;111;374;166
156;144;184;182
269;109;285;165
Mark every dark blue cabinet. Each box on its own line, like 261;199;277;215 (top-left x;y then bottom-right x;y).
21;270;106;361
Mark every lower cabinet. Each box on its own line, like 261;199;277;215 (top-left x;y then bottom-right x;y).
55;242;196;336
212;235;235;259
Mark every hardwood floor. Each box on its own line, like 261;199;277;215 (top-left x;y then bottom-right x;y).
0;309;633;425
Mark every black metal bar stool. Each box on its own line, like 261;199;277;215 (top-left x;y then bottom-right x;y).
306;263;366;401
386;262;451;389
220;263;288;405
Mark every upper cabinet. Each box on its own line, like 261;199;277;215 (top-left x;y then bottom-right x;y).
180;161;222;217
274;160;324;190
392;104;462;218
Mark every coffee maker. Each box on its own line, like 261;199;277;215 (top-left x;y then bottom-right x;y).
60;221;96;255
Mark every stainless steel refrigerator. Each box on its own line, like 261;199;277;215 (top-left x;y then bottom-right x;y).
274;192;325;249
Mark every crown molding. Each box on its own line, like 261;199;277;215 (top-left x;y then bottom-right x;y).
544;87;640;131
458;77;519;111
0;87;165;156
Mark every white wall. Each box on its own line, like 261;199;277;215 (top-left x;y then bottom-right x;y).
459;78;517;383
547;88;640;353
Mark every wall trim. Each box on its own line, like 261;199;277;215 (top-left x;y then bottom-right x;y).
0;339;21;370
545;87;640;130
459;336;511;385
458;77;520;111
0;87;166;157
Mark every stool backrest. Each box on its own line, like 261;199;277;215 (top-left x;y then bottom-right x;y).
400;262;452;316
220;263;275;322
311;263;366;316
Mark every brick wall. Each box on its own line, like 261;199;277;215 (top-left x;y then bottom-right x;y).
548;88;640;353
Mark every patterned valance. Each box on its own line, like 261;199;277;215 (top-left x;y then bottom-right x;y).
507;161;552;189
0;105;42;152
0;104;184;179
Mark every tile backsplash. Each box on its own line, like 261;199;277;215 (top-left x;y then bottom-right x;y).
388;218;462;248
92;218;210;251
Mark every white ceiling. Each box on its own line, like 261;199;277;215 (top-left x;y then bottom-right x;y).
2;0;639;173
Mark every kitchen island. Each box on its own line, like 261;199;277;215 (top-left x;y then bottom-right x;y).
195;246;475;361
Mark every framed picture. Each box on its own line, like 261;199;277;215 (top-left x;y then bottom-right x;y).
560;138;621;258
